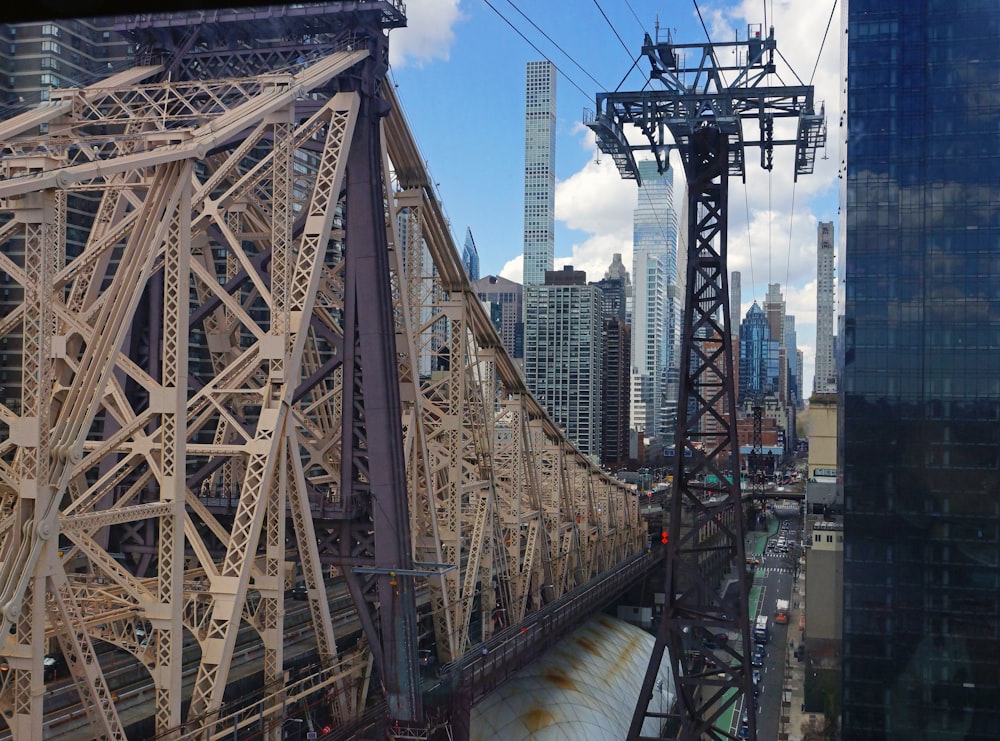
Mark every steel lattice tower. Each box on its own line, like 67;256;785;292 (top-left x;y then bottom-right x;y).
588;27;825;740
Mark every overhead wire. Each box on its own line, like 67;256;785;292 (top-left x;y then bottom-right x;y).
503;0;606;91
592;0;635;60
809;0;839;86
482;0;594;102
784;182;797;290
742;185;758;308
622;0;648;35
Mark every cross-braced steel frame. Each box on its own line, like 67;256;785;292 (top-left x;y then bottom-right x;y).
589;27;824;741
0;5;645;739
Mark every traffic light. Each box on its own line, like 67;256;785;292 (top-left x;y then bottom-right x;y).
661;530;669;544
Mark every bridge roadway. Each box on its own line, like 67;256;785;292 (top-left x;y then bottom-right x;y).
23;550;660;740
8;586;361;741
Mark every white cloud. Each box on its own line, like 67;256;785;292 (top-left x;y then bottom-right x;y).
555;233;634;284
555;136;636;239
388;0;464;70
499;129;638;285
499;254;523;283
552;129;637;279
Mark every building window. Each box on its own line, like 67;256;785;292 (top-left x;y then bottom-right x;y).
40;74;61;88
41;24;61;38
42;41;61;54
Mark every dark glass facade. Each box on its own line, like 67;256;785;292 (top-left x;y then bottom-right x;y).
843;2;1000;739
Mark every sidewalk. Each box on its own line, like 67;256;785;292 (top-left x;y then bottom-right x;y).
781;562;807;740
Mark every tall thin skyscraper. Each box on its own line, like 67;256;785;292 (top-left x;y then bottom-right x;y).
764;283;788;404
730;270;742;344
814;221;836;393
631;160;679;442
522;61;556;288
843;3;1000;738
595;258;631;469
784;315;799;407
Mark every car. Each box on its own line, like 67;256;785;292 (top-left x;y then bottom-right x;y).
751;652;764;667
752;669;761;685
738;723;750;738
288;585;309;600
43;654;67;683
418;649;437;672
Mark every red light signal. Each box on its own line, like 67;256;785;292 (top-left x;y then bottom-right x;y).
661;530;669;544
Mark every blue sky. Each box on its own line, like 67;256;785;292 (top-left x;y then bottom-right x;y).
386;0;843;393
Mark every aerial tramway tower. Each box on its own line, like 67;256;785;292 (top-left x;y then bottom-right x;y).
588;25;825;740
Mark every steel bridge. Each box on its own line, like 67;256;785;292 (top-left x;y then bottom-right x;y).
0;4;650;739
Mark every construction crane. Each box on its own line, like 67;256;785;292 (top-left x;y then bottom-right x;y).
587;24;825;741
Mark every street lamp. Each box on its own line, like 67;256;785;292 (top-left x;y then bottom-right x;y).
283;718;305;741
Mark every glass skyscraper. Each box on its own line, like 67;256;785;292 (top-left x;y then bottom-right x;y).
631;159;679;441
738;302;778;404
843;2;1000;738
462;226;480;281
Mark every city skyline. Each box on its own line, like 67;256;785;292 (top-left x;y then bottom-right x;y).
390;0;843;395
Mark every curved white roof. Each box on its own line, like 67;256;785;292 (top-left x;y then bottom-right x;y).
471;615;675;740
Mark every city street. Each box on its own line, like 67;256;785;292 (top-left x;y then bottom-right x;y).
737;506;801;739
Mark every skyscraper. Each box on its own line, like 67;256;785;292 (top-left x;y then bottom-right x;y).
630;159;679;442
524;267;602;458
814;221;836;393
730;270;742;343
472;275;523;359
594;261;630;469
843;3;1000;738
461;226;480;282
763;283;787;404
784;314;799;407
522;60;556;288
738;302;779;404
0;20;132;107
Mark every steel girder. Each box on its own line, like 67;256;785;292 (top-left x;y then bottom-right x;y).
588;29;824;741
627;125;755;741
0;52;372;740
384;98;643;667
0;38;646;741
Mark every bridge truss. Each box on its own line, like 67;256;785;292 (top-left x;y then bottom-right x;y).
0;5;644;739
